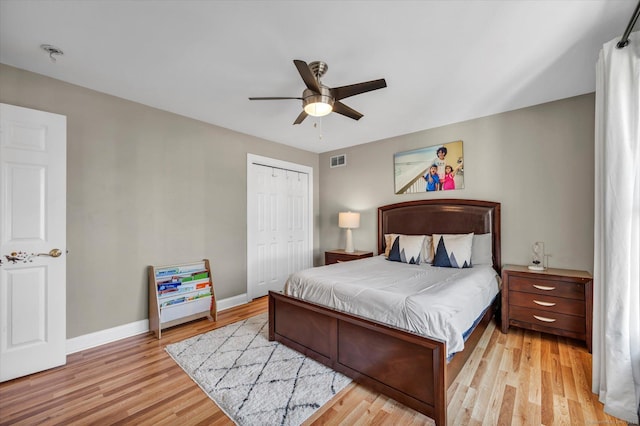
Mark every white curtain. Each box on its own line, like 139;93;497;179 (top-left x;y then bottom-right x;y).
593;31;640;424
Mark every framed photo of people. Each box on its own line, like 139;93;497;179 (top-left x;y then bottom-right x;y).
394;140;464;194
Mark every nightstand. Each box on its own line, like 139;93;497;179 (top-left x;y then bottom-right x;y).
325;249;373;265
501;264;593;352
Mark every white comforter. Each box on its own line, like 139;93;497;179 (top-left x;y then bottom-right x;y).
284;255;500;357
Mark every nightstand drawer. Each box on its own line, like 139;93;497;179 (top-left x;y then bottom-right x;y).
508;276;585;300
325;253;348;264
325;250;373;265
509;306;586;334
509;291;585;317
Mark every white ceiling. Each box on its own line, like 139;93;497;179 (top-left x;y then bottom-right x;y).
0;1;635;153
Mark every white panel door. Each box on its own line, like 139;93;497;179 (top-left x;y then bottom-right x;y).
0;103;67;382
247;155;312;300
285;171;310;274
251;164;284;299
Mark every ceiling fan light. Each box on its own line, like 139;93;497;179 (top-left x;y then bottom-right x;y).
302;88;334;117
304;101;333;117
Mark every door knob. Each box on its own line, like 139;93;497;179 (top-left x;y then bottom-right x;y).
38;249;62;258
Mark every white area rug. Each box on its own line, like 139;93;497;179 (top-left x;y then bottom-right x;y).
165;313;352;425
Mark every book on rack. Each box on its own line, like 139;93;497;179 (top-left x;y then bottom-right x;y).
158;279;210;297
156;271;209;285
159;289;211;308
155;262;207;278
158;276;209;289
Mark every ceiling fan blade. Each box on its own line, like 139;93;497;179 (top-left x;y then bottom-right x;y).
332;101;363;121
331;79;387;100
293;60;321;93
293;110;308;125
249;97;302;100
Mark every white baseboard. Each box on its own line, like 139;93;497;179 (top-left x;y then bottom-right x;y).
66;319;149;355
217;293;249;311
66;293;249;355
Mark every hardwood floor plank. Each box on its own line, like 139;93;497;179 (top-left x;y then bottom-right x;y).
570;346;622;424
550;352;565;397
552;393;571;425
352;394;388;425
482;370;508;425
338;399;372;424
469;326;504;422
128;387;205;425
302;382;356;425
527;330;543;405
446;382;469;421
496;384;516;426
451;385;476;425
512;331;531;425
0;296;627;426
541;370;555;425
567;398;586;425
526;401;542;426
504;331;522;372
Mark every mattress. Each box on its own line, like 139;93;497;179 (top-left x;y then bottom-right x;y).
284;255;500;357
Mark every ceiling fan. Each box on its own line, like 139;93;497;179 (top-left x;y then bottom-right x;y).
249;59;387;125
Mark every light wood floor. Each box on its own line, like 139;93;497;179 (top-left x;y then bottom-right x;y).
0;296;625;425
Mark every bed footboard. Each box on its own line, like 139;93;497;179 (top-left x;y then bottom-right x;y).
268;291;447;425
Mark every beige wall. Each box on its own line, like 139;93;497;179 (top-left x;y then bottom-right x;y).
0;63;595;338
319;94;595;272
0;64;319;338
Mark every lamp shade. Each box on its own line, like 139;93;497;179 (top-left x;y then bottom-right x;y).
338;212;360;229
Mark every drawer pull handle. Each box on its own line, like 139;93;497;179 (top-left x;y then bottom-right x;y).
533;284;556;291
533;300;556;307
533;315;557;323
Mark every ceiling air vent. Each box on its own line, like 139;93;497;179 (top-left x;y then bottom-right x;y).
330;154;346;168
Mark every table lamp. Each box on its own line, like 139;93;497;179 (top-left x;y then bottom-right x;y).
339;211;360;253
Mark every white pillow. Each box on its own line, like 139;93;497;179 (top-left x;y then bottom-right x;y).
385;234;433;263
432;233;474;268
471;233;493;265
387;234;425;264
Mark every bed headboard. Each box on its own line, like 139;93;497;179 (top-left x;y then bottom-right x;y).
378;199;501;272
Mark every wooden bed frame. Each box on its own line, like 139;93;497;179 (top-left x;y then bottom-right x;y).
268;199;501;425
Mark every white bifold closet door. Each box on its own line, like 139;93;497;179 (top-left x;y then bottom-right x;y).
247;156;312;300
